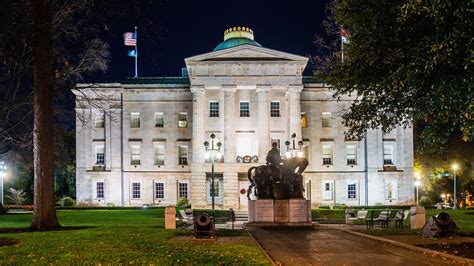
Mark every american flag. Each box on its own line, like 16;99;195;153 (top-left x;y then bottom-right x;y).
123;32;136;46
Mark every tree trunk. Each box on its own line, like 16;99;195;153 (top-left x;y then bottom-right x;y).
31;0;59;229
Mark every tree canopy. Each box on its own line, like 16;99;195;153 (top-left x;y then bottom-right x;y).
316;0;473;154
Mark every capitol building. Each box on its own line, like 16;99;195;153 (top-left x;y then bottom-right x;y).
74;27;415;210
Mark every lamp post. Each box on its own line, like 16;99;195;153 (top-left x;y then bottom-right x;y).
204;133;222;218
441;193;446;204
452;163;459;210
0;161;6;206
284;133;304;159
414;180;421;206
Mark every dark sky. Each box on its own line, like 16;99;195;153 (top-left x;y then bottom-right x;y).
101;0;329;82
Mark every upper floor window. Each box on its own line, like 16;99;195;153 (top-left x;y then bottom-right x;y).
209;101;219;117
178;146;188;165
322;112;331;128
155;113;164;128
154;145;165;166
322;144;333;165
383;143;394;165
95;113;104;128
346;144;357;165
131;145;141;165
178;112;188;128
240;101;250;117
132;182;141;199
301;112;308;128
95;145;105;165
270;101;280;117
96;182;104;199
131;112;140;128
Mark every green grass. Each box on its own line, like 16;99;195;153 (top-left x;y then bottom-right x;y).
0;209;269;265
425;209;474;231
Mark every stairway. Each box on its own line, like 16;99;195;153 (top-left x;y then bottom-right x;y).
234;211;249;222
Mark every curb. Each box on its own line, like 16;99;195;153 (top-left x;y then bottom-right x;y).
246;228;277;266
337;227;474;265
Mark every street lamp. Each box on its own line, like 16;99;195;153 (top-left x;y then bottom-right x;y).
452;163;459;210
204;133;222;218
285;133;304;159
414;180;421;205
0;161;6;206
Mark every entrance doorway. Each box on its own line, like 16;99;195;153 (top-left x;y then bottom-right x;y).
239;181;250;211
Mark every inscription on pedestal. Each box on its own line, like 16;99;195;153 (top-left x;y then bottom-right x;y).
274;200;289;223
255;200;274;222
289;199;310;223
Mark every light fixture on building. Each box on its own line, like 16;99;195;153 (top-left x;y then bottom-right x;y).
284;133;304;159
204;133;222;218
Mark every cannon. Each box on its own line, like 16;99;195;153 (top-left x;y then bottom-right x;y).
193;212;215;239
420;212;459;238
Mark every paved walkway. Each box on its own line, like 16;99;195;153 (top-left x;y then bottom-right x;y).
248;225;461;265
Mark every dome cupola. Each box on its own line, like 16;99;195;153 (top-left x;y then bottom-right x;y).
213;26;262;51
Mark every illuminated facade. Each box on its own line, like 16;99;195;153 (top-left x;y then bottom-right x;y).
74;27;415;209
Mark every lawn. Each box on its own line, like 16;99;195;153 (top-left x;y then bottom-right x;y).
0;209;270;265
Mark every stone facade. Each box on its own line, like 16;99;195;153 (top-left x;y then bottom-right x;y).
74;28;415;210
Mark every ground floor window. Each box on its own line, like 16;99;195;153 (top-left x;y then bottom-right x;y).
132;182;141;199
96;181;104;199
386;179;398;200
322;181;333;200
178;182;188;199
155;182;164;199
347;181;357;199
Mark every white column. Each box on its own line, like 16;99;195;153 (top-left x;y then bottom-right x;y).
223;85;236;163
257;85;271;162
191;86;205;163
288;85;303;141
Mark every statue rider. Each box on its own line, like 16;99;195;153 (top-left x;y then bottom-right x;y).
266;142;282;182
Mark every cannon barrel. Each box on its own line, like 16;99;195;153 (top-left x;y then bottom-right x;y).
435;212;452;226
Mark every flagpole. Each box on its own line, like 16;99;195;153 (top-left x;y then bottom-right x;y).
341;35;344;63
135;26;138;77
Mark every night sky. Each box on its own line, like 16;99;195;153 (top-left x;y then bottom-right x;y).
100;0;329;82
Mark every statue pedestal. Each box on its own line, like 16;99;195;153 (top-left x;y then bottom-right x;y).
247;199;312;227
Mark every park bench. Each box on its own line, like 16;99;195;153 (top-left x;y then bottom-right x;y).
374;210;391;229
348;209;368;223
389;210;405;228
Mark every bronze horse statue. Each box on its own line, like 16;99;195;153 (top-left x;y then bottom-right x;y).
248;156;309;200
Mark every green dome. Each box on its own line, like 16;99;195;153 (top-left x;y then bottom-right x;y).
213;37;262;51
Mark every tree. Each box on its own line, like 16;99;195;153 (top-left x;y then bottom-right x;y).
315;0;473;154
6;188;27;205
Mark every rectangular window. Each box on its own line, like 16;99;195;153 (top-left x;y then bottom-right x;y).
96;182;104;198
131;112;140;128
322;181;333;200
322;112;331;127
383;144;394;165
208;179;220;198
178;146;188;165
209;101;219;117
270;101;280;117
155;112;164;128
178;112;188;128
178;182;188;199
322;144;333;165
301;112;308;128
132;182;141;199
386;179;398;200
347;181;357;199
346;144;357;165
95;145;105;165
155;182;164;199
154;145;165;166
240;101;250;117
131;145;141;165
95;113;104;128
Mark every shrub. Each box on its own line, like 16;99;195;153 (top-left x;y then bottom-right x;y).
419;196;432;207
107;203;116;207
59;196;75;207
176;197;190;209
76;201;100;208
6;188;26;205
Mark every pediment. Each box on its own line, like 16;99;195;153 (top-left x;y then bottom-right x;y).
185;44;308;63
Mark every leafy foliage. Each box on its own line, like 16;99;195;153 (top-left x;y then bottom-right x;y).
316;0;473;153
58;196;75;207
176;197;191;209
5;188;26;205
